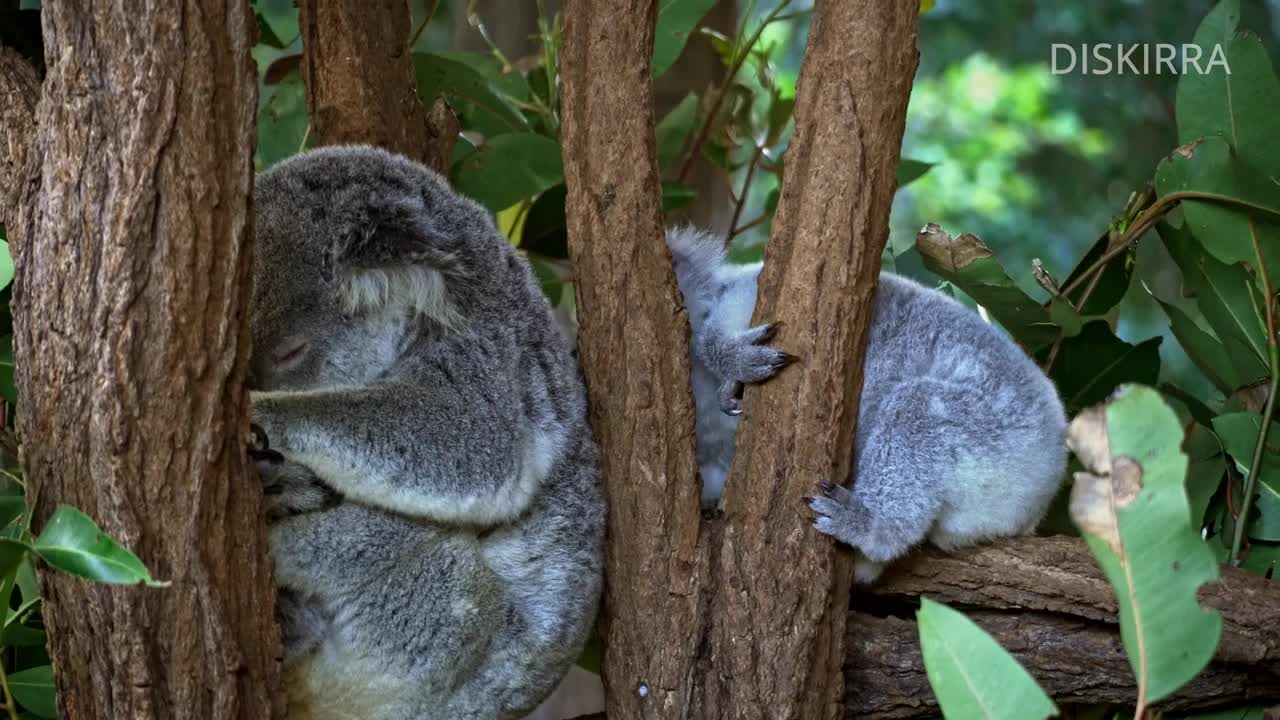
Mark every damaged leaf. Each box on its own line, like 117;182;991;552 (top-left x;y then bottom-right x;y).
1067;385;1222;705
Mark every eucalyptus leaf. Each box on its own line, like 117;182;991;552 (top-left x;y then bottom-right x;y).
1155;135;1280;281
0;538;30;584
653;0;718;79
0;238;14;292
661;182;696;212
917;597;1056;720
453;133;564;213
1068;386;1222;704
1045;321;1162;415
529;258;562;308
255;70;308;170
914;225;1057;351
1156;299;1244;395
521;185;569;261
1158;221;1268;384
1212;413;1280;541
896;159;934;188
413;53;530;134
33;505;166;587
1183;422;1226;528
7;665;56;719
657;94;700;173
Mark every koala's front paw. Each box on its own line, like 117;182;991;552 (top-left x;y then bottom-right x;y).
806;481;865;548
254;454;343;522
716;322;797;416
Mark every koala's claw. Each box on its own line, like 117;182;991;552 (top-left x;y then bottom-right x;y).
808;481;860;545
718;380;745;415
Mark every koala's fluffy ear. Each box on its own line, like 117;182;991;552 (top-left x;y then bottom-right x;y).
333;196;464;329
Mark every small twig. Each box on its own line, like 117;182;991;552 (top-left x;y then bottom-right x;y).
674;0;792;184
728;145;764;237
408;0;440;49
728;213;769;240
0;660;18;720
1231;218;1279;564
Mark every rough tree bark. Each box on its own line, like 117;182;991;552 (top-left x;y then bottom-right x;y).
849;536;1280;717
298;0;457;174
6;3;283;719
558;2;707;719
560;1;919;719
701;4;919;718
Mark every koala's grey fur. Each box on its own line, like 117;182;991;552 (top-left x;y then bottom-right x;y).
667;227;1068;583
249;145;604;720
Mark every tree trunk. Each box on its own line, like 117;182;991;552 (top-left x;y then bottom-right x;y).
558;3;708;720
559;1;919;718
701;3;919;718
298;0;456;175
8;2;283;718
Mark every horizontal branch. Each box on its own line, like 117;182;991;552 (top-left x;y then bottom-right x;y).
574;536;1280;719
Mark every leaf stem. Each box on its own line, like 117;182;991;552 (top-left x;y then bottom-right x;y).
0;651;19;720
728;144;764;239
1230;218;1279;564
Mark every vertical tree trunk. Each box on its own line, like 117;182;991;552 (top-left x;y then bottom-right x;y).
558;2;708;719
560;1;918;718
9;2;284;718
298;0;456;175
703;3;920;717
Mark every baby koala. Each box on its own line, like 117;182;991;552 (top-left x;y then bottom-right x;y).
667;227;1067;582
248;145;604;720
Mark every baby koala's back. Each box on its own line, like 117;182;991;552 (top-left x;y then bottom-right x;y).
859;273;1068;549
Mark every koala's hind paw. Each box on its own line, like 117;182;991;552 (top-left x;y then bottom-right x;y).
716;322;797;415
806;481;863;547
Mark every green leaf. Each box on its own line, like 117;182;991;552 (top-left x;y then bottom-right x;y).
0;334;16;405
1158;221;1269;385
896;159;934;188
661;182;696;212
33;505;166;587
1155;135;1280;281
1156;299;1244;395
916;597;1056;720
1060;230;1134;316
1183;422;1226;528
1177;1;1280;172
521;185;569;261
0;495;26;534
0;238;13;293
413;53;530;134
255;11;287;49
1048;297;1083;338
452;133;564;213
8;665;56;719
1069;386;1222;704
0;539;30;586
255;70;308;170
529;258;563;308
913;226;1057;351
657;93;700;173
1212;413;1280;541
255;0;299;47
652;0;718;79
1047;321;1162;415
2;620;45;648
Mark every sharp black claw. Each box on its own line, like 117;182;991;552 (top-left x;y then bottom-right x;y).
760;321;782;342
818;480;835;493
779;352;800;368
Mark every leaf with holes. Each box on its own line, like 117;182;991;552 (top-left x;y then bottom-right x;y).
917;597;1056;719
1155;135;1280;281
1067;386;1222;705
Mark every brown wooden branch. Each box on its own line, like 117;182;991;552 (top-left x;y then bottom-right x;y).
570;536;1280;718
13;3;283;718
0;46;39;235
846;536;1280;718
298;0;456;174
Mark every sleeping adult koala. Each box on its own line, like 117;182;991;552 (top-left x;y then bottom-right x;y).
667;227;1067;583
248;145;604;720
